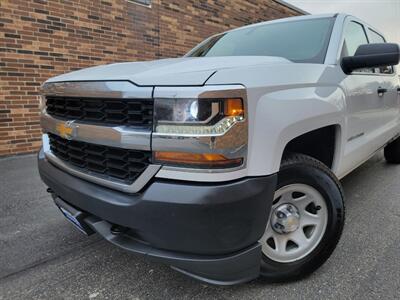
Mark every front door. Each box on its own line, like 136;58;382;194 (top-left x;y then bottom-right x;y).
340;19;399;175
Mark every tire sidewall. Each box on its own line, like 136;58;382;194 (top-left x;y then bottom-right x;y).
260;161;345;281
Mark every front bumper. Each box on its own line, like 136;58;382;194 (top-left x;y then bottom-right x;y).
38;148;277;285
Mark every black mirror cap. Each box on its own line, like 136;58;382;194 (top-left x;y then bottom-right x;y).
341;43;400;75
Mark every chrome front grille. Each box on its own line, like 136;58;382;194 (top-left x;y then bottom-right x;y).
41;81;159;193
48;133;152;184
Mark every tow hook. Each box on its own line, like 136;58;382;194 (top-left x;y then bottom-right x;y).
110;225;127;235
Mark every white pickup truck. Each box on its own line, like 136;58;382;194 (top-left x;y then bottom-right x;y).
38;13;400;285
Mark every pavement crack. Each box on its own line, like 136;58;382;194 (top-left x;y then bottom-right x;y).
0;238;102;282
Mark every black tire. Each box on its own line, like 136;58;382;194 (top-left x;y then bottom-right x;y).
259;153;345;282
384;137;400;164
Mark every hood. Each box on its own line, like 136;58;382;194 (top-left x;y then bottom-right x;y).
46;56;291;86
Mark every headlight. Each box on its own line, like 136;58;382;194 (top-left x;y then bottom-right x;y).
153;97;246;169
154;98;244;135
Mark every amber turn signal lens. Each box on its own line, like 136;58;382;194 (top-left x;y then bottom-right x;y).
224;98;244;117
154;151;243;168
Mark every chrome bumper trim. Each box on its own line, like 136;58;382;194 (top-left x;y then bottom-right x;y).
42;134;161;194
41;113;151;151
41;81;153;99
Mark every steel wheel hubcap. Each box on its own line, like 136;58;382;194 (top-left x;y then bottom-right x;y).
260;184;328;263
271;203;301;234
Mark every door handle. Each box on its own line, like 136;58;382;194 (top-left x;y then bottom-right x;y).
377;87;388;96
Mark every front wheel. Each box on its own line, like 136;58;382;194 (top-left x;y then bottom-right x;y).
259;153;345;282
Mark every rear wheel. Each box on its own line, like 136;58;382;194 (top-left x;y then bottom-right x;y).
259;153;345;282
384;137;400;164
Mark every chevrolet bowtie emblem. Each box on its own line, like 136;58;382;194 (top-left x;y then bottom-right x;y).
56;120;75;140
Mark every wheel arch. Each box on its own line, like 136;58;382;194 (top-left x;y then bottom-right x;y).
281;124;343;170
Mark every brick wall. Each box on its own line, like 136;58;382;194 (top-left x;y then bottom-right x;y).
0;0;301;156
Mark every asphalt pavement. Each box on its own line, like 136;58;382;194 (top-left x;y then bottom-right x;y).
0;152;399;299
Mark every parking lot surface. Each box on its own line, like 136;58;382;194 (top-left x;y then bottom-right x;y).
0;153;399;299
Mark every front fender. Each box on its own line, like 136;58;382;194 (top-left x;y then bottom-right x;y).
247;85;346;176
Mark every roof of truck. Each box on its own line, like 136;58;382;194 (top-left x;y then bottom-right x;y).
230;13;340;32
221;13;385;40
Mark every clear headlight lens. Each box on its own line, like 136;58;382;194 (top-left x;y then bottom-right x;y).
154;98;244;135
153;98;245;168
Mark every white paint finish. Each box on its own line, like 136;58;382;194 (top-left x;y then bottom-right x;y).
250;85;346;176
45;56;290;86
43;13;400;183
155;14;400;181
324;14;347;65
206;63;347;176
334;15;400;177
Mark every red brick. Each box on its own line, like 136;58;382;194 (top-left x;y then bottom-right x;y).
0;0;301;156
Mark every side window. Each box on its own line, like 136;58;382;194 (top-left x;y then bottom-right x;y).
343;22;369;56
342;21;372;73
368;29;385;43
368;28;394;74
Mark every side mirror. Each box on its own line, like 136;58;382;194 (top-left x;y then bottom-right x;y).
341;43;400;74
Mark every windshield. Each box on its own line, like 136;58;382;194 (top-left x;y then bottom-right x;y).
186;17;335;64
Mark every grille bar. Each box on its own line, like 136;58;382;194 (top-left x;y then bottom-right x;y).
46;96;153;127
48;133;151;184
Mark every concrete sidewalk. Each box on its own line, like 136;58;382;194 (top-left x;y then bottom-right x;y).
0;153;399;299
